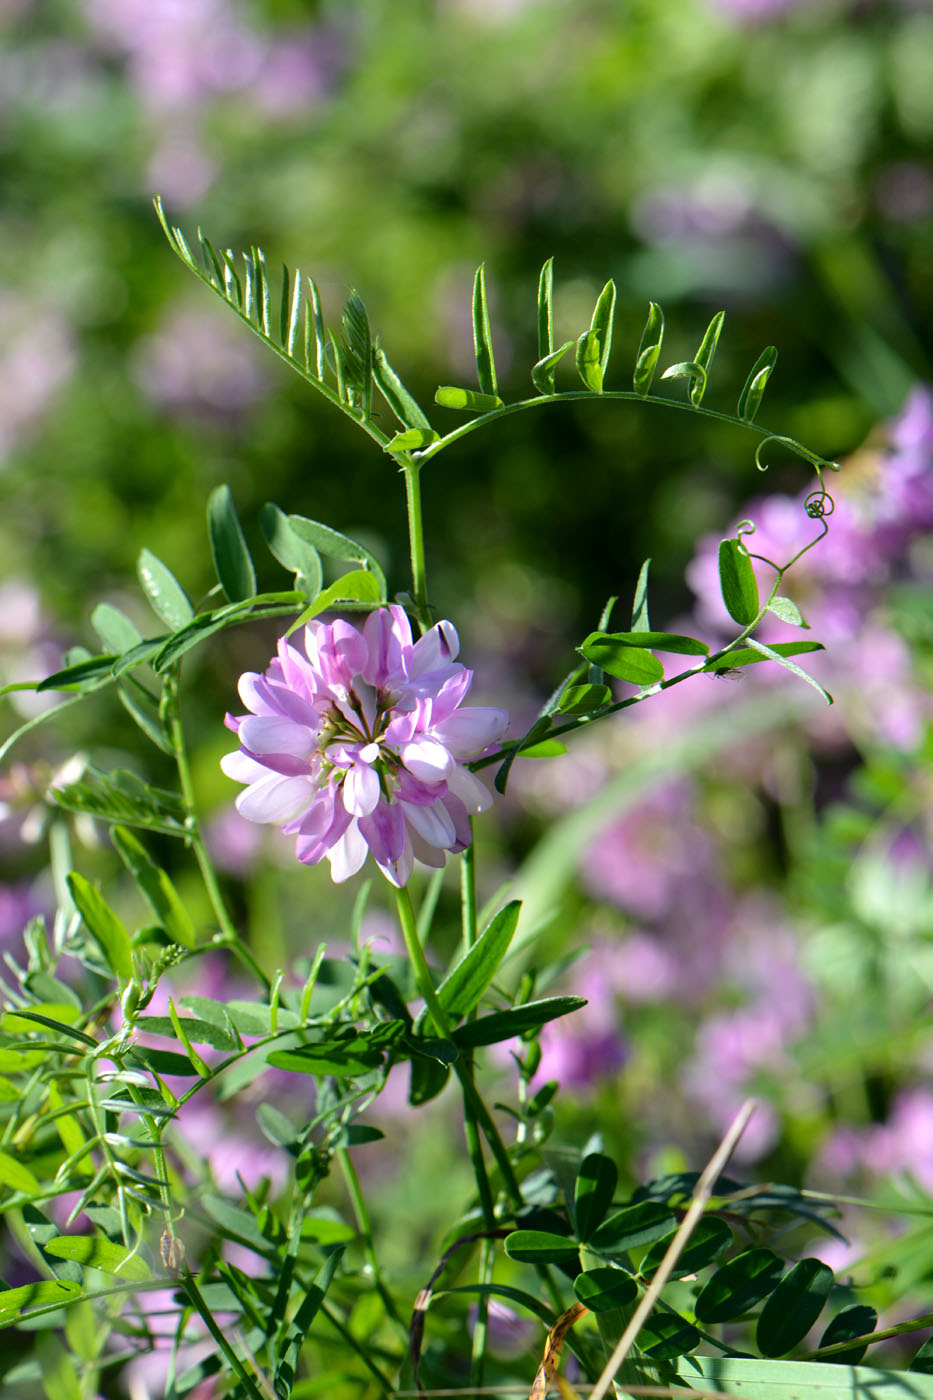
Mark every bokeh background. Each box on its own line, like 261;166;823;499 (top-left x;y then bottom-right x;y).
3;0;933;1357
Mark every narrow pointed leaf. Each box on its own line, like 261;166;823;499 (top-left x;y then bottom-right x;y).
291;570;381;625
738;346;778;421
472;263;498;397
373;345;432;431
585;630;708;656
342;290;373;418
0;1280;82;1318
705;640;824;673
718;538;759;625
436;900;521;1021
285;515;386;596
574;1153;618;1241
532;340;575;395
746;638;833;704
66;874;134;981
575;328;601;392
111;826;196;948
137;548;193;630
633;302;664;396
631;558;651;631
538;257;555;359
207;485;256;603
274;1244;342;1397
306;276;325;377
695;1247;784;1323
36;655;117;693
117;684;172;755
756;1258;834;1356
435;386;503;412
691;310;725;406
452;996;586;1048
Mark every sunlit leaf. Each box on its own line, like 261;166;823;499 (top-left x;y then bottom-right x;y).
66;873;134;982
453;996;586;1048
44;1236;151;1281
579;633;665;685
633;302;664;396
718;538;759;625
111;826;196;948
472;263;498;398
436;900;521;1021
691;310;725;406
435;386;503;412
738;346;778;421
574;1153;618;1242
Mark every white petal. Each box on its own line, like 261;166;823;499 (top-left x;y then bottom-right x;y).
238;715;315;758
328;822;369;882
445;764;493;814
401;738;454;782
343;763;381;817
431;707;509;758
236;774;313;824
221;750;269;784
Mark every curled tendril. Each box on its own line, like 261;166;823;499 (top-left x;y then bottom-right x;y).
736;519;756;539
805;488;835;520
754;433;840;478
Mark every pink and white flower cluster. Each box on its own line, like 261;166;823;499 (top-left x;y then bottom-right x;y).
222;606;509;886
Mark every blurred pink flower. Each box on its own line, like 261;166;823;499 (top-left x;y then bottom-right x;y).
222;606;508;886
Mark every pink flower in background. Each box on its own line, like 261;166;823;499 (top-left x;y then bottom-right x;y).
222;606;509;886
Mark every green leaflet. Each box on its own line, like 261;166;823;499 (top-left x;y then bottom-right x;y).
504;1229;579;1264
43;1235;151;1281
574;1153;618;1242
642;1216;733;1279
738;345;778;421
472;263;498;397
0;1148;41;1194
633;302;664;396
694;1247;785;1323
691;310;725;406
538;256;555;359
579;633;665;685
756;1258;834;1356
435;385;503;412
207;484;257;603
572;1265;638;1312
435;900;521;1021
576;279;616;393
260;503;324;599
66;873;134;982
451;995;586;1048
590;1201;676;1254
718;537;760;625
111;826;196;948
90;603;142;655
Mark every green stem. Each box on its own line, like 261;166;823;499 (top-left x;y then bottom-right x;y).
164;672;270;990
178;1268;267;1400
461;836;477;957
394;886;523;1209
336;1145;407;1336
402;460;430;627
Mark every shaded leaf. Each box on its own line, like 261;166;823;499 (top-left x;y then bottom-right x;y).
90;604;142;656
260;503;324;598
579;634;665;685
590;1201;676;1253
694;1247;785;1323
574;1153;618;1242
505;1230;580;1265
111;826;196;948
66;873;134;981
639;1311;700;1359
642;1216;733;1279
756;1258;834;1356
137;550;194;632
631;558;651;631
818;1304;878;1365
207;485;256;603
572;1265;637;1312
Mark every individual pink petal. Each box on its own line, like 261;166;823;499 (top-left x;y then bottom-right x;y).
431;707;509;757
359;799;406;864
236;774;313;824
401;797;457;849
362;605;411;686
440;793;473;850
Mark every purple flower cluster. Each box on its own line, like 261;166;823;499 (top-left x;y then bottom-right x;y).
222;606;509;886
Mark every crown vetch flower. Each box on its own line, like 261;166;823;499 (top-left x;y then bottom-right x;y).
221;605;509;886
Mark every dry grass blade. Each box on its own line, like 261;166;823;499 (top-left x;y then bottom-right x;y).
409;1229;511;1397
529;1302;588;1400
588;1099;757;1400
